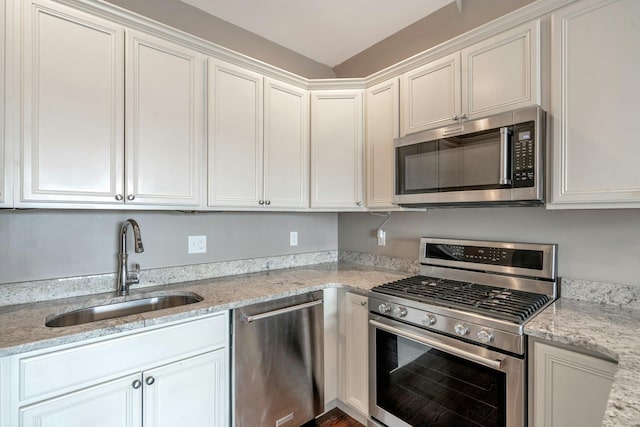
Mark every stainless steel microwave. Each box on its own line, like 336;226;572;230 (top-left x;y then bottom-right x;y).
394;107;545;207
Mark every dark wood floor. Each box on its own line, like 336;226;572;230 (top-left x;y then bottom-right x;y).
302;407;365;427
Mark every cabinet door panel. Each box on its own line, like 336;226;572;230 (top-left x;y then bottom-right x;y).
144;350;228;427
0;0;8;207
343;292;368;415
208;59;263;207
366;79;399;209
311;91;364;209
264;78;309;208
20;1;124;204
532;341;616;427
125;31;203;207
550;0;640;207
19;374;141;427
400;53;460;135
462;20;539;119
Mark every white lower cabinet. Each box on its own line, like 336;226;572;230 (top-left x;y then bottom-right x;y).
529;339;616;427
339;292;369;416
19;373;142;427
9;314;229;427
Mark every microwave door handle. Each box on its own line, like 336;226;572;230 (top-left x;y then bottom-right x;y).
499;127;512;185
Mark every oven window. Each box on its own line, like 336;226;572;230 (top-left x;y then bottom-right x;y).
376;329;506;427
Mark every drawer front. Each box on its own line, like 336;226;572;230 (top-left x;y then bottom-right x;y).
17;313;228;403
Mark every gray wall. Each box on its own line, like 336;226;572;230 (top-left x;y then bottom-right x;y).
338;208;640;286
104;0;336;79
333;0;536;77
0;210;337;285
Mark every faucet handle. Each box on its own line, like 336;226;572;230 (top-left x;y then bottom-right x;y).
127;263;141;285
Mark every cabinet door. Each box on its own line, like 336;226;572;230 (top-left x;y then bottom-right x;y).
400;53;460;136
208;59;263;208
19;373;141;427
531;341;616;427
143;350;229;427
549;0;640;208
0;0;7;208
264;78;309;209
125;30;204;207
343;292;369;415
366;78;399;209
19;0;125;204
461;20;540;120
310;90;364;209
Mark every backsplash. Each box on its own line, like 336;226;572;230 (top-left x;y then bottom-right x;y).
0;250;337;307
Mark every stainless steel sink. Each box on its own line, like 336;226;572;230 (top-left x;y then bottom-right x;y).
45;293;204;327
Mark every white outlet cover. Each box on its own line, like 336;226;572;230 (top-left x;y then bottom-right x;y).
290;231;298;246
188;235;207;254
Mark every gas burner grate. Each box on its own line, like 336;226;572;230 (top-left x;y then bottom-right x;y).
372;275;550;324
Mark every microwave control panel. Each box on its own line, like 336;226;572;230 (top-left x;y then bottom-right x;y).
513;121;535;188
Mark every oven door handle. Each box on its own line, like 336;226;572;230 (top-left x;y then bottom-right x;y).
369;319;504;370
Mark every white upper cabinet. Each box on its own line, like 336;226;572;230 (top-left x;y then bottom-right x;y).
207;59;264;208
263;78;309;209
461;19;540;119
310;90;364;210
549;0;640;208
0;0;9;208
18;0;125;205
125;30;204;207
207;61;309;209
366;78;399;209
401;53;461;135
16;0;205;208
400;20;540;136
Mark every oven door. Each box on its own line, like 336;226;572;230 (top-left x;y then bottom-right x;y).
369;314;524;427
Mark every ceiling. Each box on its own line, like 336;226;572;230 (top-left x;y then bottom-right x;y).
179;0;455;67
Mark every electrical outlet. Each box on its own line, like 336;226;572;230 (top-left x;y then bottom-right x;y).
377;229;386;246
290;231;298;246
188;235;207;254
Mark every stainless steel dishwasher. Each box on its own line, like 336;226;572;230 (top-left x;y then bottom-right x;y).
233;291;324;427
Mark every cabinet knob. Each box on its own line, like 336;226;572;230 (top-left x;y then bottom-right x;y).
145;376;155;386
460;113;468;121
258;200;264;205
452;115;459;122
355;201;362;207
132;379;142;389
115;194;124;201
265;200;271;205
127;194;135;201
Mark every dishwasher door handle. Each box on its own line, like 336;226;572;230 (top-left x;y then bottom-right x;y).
240;299;323;323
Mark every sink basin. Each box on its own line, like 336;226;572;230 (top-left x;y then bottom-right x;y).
45;293;204;327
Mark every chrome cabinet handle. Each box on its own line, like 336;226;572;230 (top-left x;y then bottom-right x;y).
460;113;468;121
132;379;142;389
127;194;135;201
115;194;124;201
352;300;367;306
355;201;362;207
452;114;459;122
145;376;155;386
265;200;271;205
258;200;264;205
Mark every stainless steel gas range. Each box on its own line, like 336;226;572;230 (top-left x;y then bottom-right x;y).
368;238;558;427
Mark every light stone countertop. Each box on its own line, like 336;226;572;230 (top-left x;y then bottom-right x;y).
526;299;640;427
3;261;639;427
0;262;410;357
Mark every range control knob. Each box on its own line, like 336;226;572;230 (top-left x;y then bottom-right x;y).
378;303;391;314
393;306;408;318
422;314;437;326
454;323;469;336
477;329;494;343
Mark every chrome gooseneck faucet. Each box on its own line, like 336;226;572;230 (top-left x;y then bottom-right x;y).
117;219;144;296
